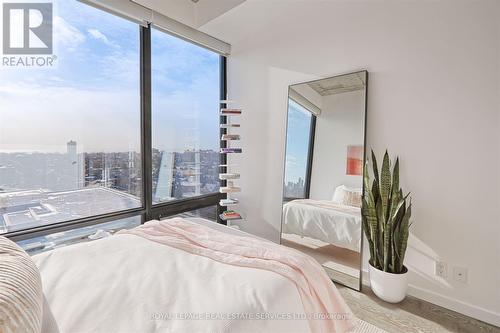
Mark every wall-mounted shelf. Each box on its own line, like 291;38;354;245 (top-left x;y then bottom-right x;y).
221;134;241;141
219;186;241;193
219;210;242;222
219;173;240;180
218;100;243;226
220;108;242;116
219;202;238;207
220;198;239;206
220;148;242;154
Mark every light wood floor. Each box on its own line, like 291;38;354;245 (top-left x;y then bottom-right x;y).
282;233;361;289
337;284;500;333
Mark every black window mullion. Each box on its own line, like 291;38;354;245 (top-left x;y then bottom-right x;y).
151;193;221;220
140;25;153;222
217;56;228;224
304;115;316;199
6;209;145;242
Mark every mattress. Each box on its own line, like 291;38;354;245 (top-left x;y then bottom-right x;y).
282;200;362;252
32;218;311;333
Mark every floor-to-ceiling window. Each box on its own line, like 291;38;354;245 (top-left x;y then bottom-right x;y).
0;0;142;235
1;1;225;243
151;29;220;204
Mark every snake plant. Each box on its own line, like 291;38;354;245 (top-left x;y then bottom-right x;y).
362;150;412;274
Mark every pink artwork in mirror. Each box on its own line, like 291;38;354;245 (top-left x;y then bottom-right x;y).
346;145;364;176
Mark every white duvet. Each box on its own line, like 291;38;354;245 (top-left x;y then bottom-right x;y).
282;200;361;252
32;220;311;333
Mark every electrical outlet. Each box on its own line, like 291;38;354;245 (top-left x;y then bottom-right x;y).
435;261;448;278
453;266;468;283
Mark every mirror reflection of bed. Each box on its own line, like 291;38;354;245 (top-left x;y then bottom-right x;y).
280;71;367;290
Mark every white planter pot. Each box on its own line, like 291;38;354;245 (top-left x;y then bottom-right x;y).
368;263;408;303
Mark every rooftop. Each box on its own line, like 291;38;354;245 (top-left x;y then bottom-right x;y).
0;187;141;234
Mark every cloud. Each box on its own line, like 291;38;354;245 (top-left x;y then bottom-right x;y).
87;29;112;46
99;49;139;84
54;16;86;51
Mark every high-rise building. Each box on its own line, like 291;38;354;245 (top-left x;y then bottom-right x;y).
67;140;77;156
154;151;175;202
66;140;84;190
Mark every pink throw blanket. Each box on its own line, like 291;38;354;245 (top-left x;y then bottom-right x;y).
118;218;354;333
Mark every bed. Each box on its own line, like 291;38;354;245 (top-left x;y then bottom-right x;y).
31;217;353;333
282;199;362;253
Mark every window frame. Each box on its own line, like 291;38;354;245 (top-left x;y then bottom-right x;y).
304;114;316;199
5;23;226;242
283;99;317;202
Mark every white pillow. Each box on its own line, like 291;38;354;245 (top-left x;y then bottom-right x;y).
332;185;348;203
332;185;362;207
0;237;43;333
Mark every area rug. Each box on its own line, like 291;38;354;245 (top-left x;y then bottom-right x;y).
352;318;388;333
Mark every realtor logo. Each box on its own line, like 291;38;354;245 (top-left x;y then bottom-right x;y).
3;3;53;54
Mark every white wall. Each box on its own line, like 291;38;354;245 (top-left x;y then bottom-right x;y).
309;90;365;200
202;0;500;326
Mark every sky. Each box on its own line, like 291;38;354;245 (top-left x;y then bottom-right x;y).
0;0;220;153
284;99;312;184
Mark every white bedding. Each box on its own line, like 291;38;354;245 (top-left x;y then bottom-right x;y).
282;200;361;252
33;219;311;333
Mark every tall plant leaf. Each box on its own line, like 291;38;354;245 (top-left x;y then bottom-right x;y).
371;150;379;185
380;151;391;223
391;198;406;270
396;201;412;272
389;158;400;219
362;198;375;265
383;218;392;271
372;178;380;205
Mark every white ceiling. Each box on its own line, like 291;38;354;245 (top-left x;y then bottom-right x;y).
131;0;246;28
199;0;293;44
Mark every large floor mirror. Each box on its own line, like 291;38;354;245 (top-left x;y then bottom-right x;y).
280;71;368;290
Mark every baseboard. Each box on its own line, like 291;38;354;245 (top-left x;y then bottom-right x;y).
361;269;500;327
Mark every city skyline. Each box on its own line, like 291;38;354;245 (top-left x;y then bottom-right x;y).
0;140;220;234
284;177;306;199
0;140;219;194
0;142;220;154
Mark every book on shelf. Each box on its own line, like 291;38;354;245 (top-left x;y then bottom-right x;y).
220;108;242;115
221;148;242;154
220;210;242;221
220;124;241;128
219;173;240;180
221;134;241;140
219;198;239;206
219;186;241;193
